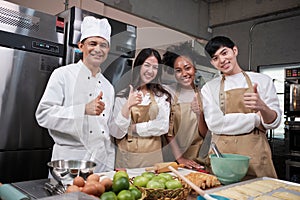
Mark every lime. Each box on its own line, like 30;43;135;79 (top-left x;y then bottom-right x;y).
113;171;129;181
100;191;118;200
146;180;165;189
129;185;137;190
117;190;135;200
112;177;130;193
157;173;173;181
133;175;149;187
151;176;167;184
141;171;155;180
165;179;182;189
129;188;142;200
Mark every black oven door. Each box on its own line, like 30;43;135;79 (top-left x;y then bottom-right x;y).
285;121;300;156
284;80;300;117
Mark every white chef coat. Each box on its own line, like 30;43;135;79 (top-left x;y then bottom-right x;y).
111;91;170;139
201;71;282;135
35;60;115;172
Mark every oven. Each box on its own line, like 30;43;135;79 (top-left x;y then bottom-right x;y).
285;121;300;156
284;67;300;117
284;67;300;182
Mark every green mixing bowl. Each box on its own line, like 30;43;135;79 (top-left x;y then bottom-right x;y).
209;153;250;185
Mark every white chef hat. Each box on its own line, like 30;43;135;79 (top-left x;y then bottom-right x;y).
80;16;111;44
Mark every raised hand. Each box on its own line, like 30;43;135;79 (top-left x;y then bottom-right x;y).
191;93;202;116
126;85;142;110
244;83;266;112
121;85;142;119
85;91;105;115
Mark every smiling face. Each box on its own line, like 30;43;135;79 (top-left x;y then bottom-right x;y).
139;55;159;85
210;46;241;76
78;36;110;69
174;56;195;88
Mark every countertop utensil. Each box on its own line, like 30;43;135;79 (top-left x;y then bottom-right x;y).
211;142;223;158
168;166;229;200
47;160;96;187
44;182;65;195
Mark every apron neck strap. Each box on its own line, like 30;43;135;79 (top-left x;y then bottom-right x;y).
174;84;181;104
219;71;253;113
220;75;226;114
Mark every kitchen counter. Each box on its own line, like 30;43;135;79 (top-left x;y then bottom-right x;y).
8;168;200;199
11;179;53;199
8;167;300;200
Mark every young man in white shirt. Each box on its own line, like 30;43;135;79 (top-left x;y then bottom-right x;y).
202;36;281;178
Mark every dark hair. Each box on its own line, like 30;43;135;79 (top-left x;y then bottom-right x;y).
162;41;197;69
205;36;235;58
119;48;171;102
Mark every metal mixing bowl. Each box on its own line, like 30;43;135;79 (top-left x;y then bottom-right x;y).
47;160;97;187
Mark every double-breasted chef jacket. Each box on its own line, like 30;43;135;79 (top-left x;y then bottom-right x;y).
36;60;115;172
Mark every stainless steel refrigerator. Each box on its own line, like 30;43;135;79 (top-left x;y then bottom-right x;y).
57;7;137;93
0;1;64;183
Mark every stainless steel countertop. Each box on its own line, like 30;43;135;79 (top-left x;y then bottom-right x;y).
11;179;51;199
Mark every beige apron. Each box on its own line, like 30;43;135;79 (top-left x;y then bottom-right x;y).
168;85;204;160
115;92;163;168
211;71;277;179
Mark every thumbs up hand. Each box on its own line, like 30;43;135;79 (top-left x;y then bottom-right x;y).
126;85;142;110
120;85;142;119
85;91;105;115
191;93;202;116
244;83;266;112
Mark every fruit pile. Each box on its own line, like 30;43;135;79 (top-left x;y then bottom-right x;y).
131;172;190;200
65;170;142;200
107;170;142;200
66;173;109;196
132;172;182;190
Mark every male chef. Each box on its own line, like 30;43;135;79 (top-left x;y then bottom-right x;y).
202;36;281;178
36;16;115;172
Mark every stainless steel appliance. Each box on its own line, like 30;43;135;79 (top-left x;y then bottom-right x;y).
284;67;300;117
57;7;136;93
0;1;64;183
285;121;300;156
284;67;300;155
284;67;300;183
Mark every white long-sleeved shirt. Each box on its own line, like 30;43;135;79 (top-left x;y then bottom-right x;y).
35;60;115;172
201;71;282;135
111;91;170;139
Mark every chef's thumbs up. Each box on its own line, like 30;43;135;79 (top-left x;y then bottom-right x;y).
85;91;104;115
97;91;103;101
